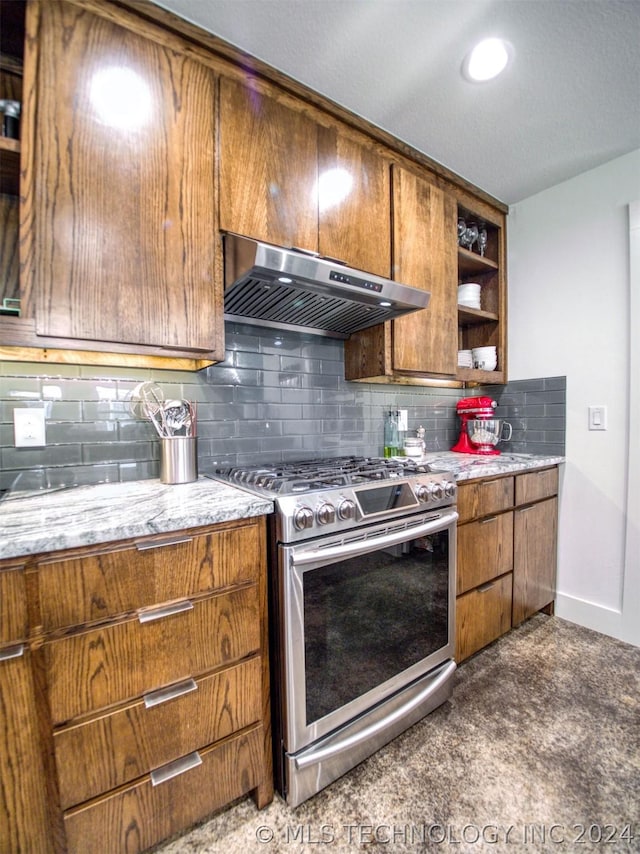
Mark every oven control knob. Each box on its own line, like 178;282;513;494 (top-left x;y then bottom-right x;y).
416;484;430;502
337;498;356;520
430;482;444;501
294;506;314;531
316;502;336;525
444;481;457;498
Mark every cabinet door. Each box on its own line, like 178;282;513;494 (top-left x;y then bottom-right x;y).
219;76;318;252
318;125;390;276
512;497;558;626
0;646;52;853
456;571;512;663
33;1;218;351
457;511;514;595
391;166;457;375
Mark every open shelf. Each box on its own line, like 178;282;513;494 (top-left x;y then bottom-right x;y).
0;137;20;195
458;246;498;277
457;305;499;326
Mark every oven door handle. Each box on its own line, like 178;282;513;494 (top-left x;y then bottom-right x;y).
294;659;457;771
290;509;458;567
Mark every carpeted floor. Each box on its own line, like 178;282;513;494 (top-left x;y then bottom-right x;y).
155;615;640;853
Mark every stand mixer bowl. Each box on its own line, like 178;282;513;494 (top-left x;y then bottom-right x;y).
466;419;512;454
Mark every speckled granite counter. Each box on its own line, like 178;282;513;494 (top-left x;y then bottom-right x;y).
0;477;274;561
1;454;563;562
421;450;564;481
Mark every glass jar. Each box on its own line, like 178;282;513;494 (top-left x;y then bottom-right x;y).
403;437;425;457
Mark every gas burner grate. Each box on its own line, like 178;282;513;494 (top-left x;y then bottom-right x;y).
213;456;430;495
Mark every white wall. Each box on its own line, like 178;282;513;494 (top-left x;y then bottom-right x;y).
508;149;640;645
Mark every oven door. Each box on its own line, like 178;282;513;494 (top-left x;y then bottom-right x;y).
278;508;457;756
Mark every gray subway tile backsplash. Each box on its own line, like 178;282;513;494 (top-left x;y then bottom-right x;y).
0;324;566;489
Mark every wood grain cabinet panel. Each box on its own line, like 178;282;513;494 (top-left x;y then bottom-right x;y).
457;511;514;595
515;467;558;506
45;586;260;723
344;165;458;380
0;646;52;853
37;523;261;631
0;565;28;644
33;1;219;352
512;497;558;627
456;572;513;663
219;76;319;252
63;726;265;854
317;124;391;277
390;166;458;376
456;476;514;524
54;656;262;808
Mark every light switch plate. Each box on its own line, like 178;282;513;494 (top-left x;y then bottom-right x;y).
588;405;607;431
13;408;46;447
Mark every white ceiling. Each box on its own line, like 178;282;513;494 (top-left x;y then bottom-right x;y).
155;0;640;205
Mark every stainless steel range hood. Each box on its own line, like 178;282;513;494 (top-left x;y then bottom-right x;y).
223;234;430;339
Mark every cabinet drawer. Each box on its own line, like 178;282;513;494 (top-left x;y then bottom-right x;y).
45;585;260;723
457;476;514;523
456;572;513;663
64;725;265;854
38;522;263;630
54;656;262;808
515;467;558;506
0;565;27;644
457;511;513;595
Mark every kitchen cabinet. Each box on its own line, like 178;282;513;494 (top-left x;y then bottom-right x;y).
219;75;391;276
456;476;514;662
456;466;559;662
1;0;223;370
455;195;507;384
345;165;458;381
345;168;508;386
512;468;559;626
10;517;272;854
0;565;52;854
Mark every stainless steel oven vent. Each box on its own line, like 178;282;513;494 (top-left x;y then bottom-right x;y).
223;233;430;339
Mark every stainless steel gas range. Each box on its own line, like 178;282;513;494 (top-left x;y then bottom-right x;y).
208;456;458;807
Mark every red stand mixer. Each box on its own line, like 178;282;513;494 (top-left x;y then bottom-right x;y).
452;396;512;455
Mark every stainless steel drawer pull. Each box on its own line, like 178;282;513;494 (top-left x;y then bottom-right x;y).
479;516;497;524
144;678;198;709
150;751;202;787
0;643;25;662
138;599;194;623
477;582;496;593
135;536;193;551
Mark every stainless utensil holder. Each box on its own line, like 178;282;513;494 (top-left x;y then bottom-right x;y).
160;437;197;484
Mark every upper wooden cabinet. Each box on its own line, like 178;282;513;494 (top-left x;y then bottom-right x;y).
317;124;390;277
219;76;391;277
219;76;318;252
32;1;219;352
1;0;223;369
345;166;458;381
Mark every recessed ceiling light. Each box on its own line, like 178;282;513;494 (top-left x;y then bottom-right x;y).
462;38;512;82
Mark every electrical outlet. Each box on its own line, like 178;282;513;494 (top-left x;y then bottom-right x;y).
588;405;607;431
13;408;46;447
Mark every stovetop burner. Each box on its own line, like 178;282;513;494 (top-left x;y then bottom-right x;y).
213;456;430;495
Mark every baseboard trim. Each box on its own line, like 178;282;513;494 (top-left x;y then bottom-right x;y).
554;593;624;641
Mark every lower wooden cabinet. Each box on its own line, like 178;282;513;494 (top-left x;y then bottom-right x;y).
63;726;265;854
456;572;513;663
0;565;52;853
513;496;558;627
1;516;273;854
455;466;559;662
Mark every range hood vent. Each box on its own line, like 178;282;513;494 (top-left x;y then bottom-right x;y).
223;234;430;339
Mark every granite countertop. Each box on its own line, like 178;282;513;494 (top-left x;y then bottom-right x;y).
0;477;274;561
419;450;565;481
1;453;563;562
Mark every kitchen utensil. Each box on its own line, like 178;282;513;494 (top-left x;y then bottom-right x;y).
163;399;192;436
